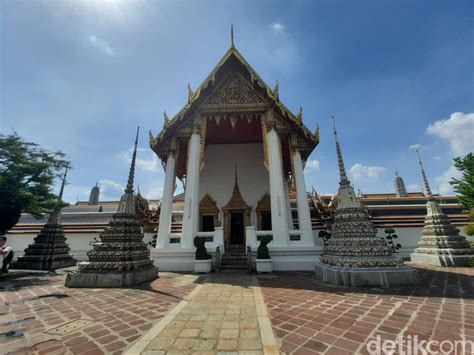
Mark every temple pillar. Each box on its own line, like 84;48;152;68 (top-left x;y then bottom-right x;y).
283;179;293;229
266;114;289;247
156;145;177;249
181;118;201;249
292;149;314;246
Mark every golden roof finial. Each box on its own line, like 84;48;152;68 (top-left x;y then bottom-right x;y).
163;111;170;126
314;123;320;139
296;106;303;122
187;83;193;103
273;80;279;100
231;24;234;48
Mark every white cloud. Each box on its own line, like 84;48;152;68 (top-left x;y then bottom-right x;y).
271;22;285;32
305;159;320;171
89;35;114;55
349;163;387;182
435;165;461;195
427;112;474;156
98;179;124;200
123;148;161;173
409;143;421;150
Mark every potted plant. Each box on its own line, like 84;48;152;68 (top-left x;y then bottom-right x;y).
194;236;212;273
256;235;273;273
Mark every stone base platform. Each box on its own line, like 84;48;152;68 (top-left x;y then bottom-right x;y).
65;266;158;288
410;252;473;267
11;257;77;271
314;261;418;287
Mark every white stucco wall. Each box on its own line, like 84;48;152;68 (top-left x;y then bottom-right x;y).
5;232;155;262
199;143;269;227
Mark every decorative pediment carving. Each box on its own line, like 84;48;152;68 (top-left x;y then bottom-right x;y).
200;193;219;215
256;193;271;212
203;72;265;106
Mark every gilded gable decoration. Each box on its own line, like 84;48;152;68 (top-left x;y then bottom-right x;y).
200;193;219;215
203;72;266;108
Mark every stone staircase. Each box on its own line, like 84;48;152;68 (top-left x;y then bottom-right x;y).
220;245;248;273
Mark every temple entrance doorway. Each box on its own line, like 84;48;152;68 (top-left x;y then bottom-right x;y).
230;213;245;245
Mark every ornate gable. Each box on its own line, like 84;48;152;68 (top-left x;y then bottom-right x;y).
202;72;266;107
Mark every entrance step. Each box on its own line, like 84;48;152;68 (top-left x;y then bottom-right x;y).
220;245;247;273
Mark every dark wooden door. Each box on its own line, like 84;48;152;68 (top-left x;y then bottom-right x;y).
230;212;244;245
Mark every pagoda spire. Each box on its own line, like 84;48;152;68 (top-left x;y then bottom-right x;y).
233;161;239;192
126;127;139;194
332;116;350;187
416;149;433;200
57;162;69;203
231;24;235;48
47;163;69;225
117;127;140;214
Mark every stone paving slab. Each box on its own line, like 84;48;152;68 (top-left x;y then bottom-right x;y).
0;269;199;354
259;263;474;354
129;274;279;355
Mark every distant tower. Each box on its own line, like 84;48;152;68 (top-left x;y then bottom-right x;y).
394;172;408;197
88;183;100;205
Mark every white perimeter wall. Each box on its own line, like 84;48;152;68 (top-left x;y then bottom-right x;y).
6;232;155;262
199;143;269;226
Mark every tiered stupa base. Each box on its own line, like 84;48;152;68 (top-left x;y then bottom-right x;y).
65;266;158;288
12;257;77;271
65;212;158;288
10;221;77;271
316;206;418;287
410;201;474;267
315;262;418;287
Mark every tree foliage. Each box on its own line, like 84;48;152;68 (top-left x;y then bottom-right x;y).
0;133;69;235
450;153;474;210
450;153;474;236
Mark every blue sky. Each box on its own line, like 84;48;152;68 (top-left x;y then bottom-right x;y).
1;0;473;202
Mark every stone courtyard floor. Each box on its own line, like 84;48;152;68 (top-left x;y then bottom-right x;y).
0;263;473;354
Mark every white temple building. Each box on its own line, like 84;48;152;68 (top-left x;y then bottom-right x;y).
148;36;320;271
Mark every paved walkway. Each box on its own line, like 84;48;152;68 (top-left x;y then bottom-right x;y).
127;274;279;354
1;269;199;354
1;264;473;354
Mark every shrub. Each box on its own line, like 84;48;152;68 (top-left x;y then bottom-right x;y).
194;236;211;260
385;228;401;253
257;235;272;259
318;230;332;246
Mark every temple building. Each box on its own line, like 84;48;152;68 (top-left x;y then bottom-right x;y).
147;32;320;270
5;33;472;272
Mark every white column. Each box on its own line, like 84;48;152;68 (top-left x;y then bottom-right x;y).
283;180;293;229
293;150;314;246
181;128;201;249
267;123;289;247
156;152;176;249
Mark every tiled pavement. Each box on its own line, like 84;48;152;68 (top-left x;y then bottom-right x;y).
0;269;199;354
130;274;278;354
258;263;474;354
1;264;473;354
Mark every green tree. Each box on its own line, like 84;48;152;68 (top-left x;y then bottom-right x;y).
450;153;474;210
450;153;474;236
0;133;70;235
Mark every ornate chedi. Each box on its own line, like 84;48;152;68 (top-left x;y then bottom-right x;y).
314;119;417;286
65;128;158;287
11;164;77;270
410;151;474;266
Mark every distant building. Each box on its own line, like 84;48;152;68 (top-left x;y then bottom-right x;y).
394;172;408;197
88;183;100;205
